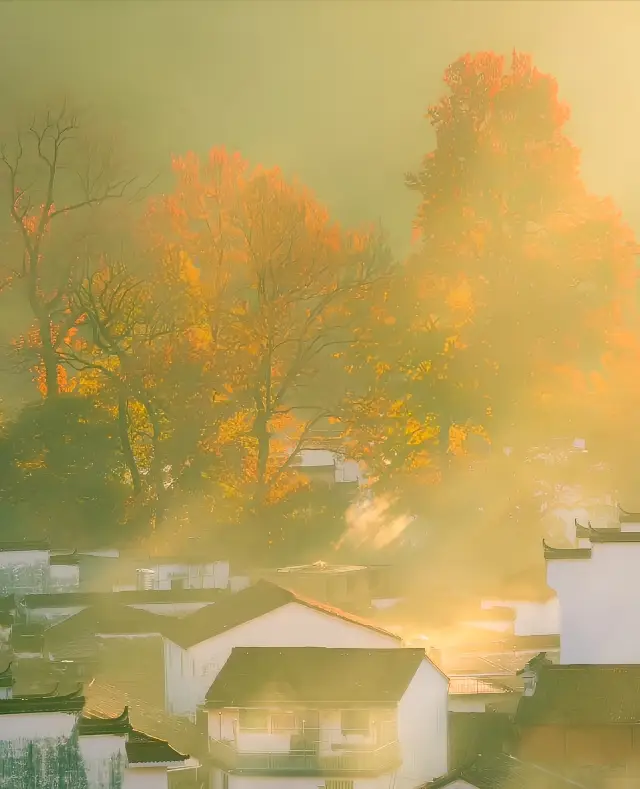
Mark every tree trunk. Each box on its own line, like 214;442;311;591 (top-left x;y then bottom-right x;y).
117;392;142;494
38;315;59;399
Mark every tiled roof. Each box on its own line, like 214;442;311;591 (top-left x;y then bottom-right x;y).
516;664;640;725
205;646;426;707
126;729;188;764
423;753;587;788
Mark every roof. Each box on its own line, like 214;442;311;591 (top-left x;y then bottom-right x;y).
422;753;582;789
49;551;81;566
126;729;189;764
206;646;426;707
618;504;640;524
449;677;513;696
12;624;44;654
0;663;12;689
0;687;85;715
170;580;401;649
516;664;640;725
44;580;400;650
275;561;367;575
0;541;49;552
543;540;592;560
45;604;172;643
25;586;225;608
78;707;131;735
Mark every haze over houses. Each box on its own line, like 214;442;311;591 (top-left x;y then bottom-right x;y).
3;502;640;788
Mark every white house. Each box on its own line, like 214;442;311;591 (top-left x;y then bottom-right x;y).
205;646;449;789
545;505;640;664
162;580;403;717
0;541;50;596
44;580;403;719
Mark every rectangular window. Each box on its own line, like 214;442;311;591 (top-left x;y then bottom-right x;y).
238;709;269;732
340;709;370;735
272;712;296;731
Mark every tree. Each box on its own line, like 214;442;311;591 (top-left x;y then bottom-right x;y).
147;147;394;555
0;103;148;399
368;51;638;592
0;396;130;545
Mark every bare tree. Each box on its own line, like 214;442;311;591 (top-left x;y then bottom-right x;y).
0;102;152;398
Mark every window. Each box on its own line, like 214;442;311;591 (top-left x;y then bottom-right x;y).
238;709;269;732
325;781;354;789
340;709;370;735
272;713;296;731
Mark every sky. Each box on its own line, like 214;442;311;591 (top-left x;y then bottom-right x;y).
2;0;640;258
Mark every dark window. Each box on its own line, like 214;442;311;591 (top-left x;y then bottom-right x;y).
238;709;269;732
341;709;370;735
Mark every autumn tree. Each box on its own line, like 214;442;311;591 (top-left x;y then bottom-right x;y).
367;51;638;588
0;103;148;399
147;148;394;555
405;51;637;453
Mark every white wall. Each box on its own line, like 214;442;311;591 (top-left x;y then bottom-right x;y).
548;543;640;663
0;711;76;741
78;733;127;788
167;602;400;716
481;598;560;637
49;564;80;590
0;550;49;567
396;660;448;789
123;766;168;789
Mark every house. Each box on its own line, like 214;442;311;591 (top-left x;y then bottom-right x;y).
257;561;401;614
0;663;189;788
545;506;640;664
23;586;226;626
44;580;403;718
447;678;516;714
205;646;448;789
0;541;50;596
515;660;640;783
